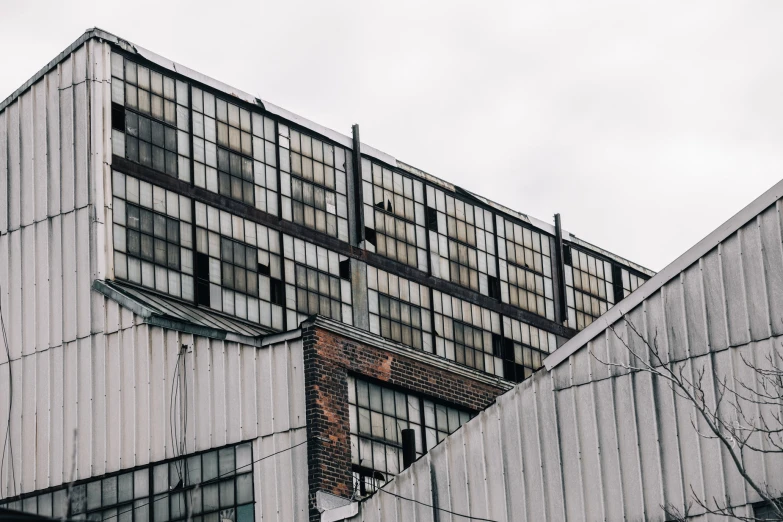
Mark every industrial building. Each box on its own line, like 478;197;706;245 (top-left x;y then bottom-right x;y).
0;29;653;521
332;164;783;520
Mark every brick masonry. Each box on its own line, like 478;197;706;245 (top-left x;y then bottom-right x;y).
302;323;508;521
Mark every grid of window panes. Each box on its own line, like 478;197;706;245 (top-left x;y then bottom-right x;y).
194;201;284;329
191;87;278;213
496;217;555;320
283;236;352;328
361;159;427;271
0;442;255;522
110;53;190;181
565;247;615;330
432;290;504;377
279;125;349;241
367;266;432;352
621;267;645;298
347;376;472;497
501;316;559;382
112;171;195;300
426;186;496;296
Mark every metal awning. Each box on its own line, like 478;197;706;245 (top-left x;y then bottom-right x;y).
93;279;275;344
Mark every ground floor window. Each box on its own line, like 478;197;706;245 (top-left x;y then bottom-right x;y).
0;442;255;522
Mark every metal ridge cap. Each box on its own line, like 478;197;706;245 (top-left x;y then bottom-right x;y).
544;174;783;371
303;315;515;391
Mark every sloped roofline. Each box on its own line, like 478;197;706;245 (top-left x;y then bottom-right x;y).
544;175;783;370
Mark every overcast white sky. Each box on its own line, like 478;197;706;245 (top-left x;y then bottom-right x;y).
2;0;782;272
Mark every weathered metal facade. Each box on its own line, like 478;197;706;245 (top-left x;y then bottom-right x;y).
337;178;783;521
0;29;656;521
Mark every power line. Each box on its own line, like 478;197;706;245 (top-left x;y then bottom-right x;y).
375;486;499;522
0;283;17;497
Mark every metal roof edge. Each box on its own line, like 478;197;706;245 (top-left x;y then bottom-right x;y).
92;279;264;345
0;28;101;112
2;28;650;277
566;235;656;276
544;175;783;371
92;279;155;319
302;315;515;391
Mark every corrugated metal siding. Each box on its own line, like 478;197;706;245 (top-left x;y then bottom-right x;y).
346;197;783;521
0;39;108;363
0;306;305;500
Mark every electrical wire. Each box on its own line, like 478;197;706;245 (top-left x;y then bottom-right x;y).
101;434;311;521
168;349;184;484
0;284;17;497
375;486;499;522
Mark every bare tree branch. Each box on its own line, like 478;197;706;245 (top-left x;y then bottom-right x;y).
589;319;783;520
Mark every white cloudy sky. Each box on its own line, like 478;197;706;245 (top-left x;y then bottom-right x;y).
2;0;782;271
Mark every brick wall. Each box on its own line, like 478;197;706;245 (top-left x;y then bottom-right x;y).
302;323;507;521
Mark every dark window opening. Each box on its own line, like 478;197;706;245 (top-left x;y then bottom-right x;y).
488;275;501;300
364;227;377;247
270;278;285;306
111;103;125;132
612;264;624;304
195;252;210;280
258;263;271;276
562;244;572;266
426;207;438;231
196;279;210;307
339;259;351;280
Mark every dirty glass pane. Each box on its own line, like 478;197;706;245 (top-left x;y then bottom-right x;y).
219;447;235;477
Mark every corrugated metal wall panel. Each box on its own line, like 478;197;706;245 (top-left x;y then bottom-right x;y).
7;100;20;231
46;68;61;217
253;422;309;522
33;79;47;224
0;316;306;498
463;414;488;520
0;109;7;232
19;89;34;228
347;199;783;522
